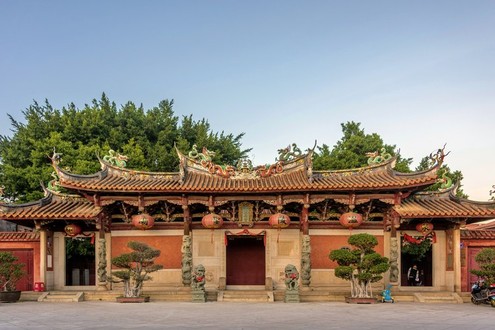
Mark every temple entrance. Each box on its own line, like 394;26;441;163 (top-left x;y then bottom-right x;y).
65;237;95;286
400;243;433;287
226;236;265;285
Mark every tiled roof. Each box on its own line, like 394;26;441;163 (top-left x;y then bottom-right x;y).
0;192;101;220
52;153;440;193
461;229;495;240
0;231;40;241
394;189;495;220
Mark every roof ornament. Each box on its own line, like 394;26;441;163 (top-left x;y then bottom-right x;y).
366;148;392;165
187;145;235;178
437;171;453;191
47;171;61;192
429;144;450;166
490;185;495;201
188;144;215;162
236;158;253;173
277;143;302;162
51;147;63;165
103;149;128;168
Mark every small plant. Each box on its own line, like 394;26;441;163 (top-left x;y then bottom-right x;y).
470;248;495;285
329;233;390;298
110;241;163;298
0;251;25;292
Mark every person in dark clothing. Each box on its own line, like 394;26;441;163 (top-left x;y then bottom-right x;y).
407;264;419;286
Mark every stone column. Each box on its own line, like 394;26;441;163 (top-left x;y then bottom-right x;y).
39;229;47;285
96;238;108;291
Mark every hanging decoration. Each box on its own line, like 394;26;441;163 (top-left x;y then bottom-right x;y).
339;212;363;230
131;213;155;230
202;213;224;242
269;213;290;242
416;222;434;236
269;213;291;229
64;224;95;244
64;224;82;237
401;223;437;261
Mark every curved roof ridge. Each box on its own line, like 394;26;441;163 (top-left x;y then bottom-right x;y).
98;156;179;176
314;154;397;175
0;191;53;210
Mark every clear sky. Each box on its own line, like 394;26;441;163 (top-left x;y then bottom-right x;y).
1;0;494;200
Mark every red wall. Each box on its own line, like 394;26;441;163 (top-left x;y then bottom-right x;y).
311;234;384;269
111;236;182;269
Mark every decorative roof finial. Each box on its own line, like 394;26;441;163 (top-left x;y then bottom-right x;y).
51;147;63;164
366;148;392;165
429;144;450;166
103;150;128;168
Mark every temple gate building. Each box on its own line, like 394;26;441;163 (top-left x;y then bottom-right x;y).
1;144;494;301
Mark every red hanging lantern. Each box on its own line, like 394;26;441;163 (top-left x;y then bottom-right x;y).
131;213;154;230
202;213;223;242
201;213;224;229
268;213;291;229
416;222;433;236
339;212;363;229
64;224;82;237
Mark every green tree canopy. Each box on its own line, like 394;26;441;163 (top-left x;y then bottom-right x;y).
313;121;412;172
470;248;495;285
329;233;390;298
0;94;251;202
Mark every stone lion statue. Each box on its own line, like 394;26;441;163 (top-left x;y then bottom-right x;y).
284;264;300;291
191;264;206;291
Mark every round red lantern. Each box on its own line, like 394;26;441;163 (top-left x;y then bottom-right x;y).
268;213;291;229
339;212;363;229
201;213;224;229
416;222;433;236
131;213;154;230
64;224;82;237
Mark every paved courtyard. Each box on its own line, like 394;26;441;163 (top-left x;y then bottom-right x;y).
1;301;495;330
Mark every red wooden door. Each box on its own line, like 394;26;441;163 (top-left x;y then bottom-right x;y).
226;236;265;285
5;249;33;291
468;247;483;286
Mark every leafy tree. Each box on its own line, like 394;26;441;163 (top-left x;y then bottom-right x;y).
0;251;25;291
110;241;163;298
470;248;495;285
329;233;390;299
313;121;412;172
0;94;251;203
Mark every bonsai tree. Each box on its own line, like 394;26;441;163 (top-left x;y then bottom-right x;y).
110;241;163;298
470;248;495;285
329;233;390;298
0;251;25;292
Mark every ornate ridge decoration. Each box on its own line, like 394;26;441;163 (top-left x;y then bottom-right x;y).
103;149;128;168
428;144;450;167
437;171;453;191
366;148;392;165
181;143;310;179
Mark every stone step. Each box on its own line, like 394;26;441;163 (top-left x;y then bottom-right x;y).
414;292;463;304
38;292;84;302
219;290;274;302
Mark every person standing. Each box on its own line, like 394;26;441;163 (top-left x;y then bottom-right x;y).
407;264;419;286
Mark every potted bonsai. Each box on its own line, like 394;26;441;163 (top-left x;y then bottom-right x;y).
329;233;390;303
0;251;25;303
110;241;163;302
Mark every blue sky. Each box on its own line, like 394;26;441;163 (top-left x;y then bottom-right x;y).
1;0;494;200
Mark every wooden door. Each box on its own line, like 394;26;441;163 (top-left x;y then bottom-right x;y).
5;249;33;291
468;247;483;286
226;236;265;285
